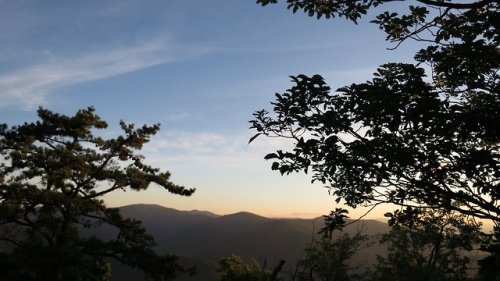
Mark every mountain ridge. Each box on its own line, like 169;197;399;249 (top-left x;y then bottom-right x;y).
107;204;389;281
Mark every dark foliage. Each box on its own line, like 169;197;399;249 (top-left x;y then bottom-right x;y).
251;0;499;226
295;232;369;281
373;208;482;281
216;255;284;281
0;107;195;281
251;0;499;277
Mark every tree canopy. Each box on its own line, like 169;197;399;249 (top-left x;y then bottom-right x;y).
0;107;194;281
293;208;483;281
216;255;284;281
373;208;482;281
295;232;369;281
251;0;499;226
251;0;499;276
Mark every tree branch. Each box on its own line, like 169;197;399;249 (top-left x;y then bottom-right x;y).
417;0;495;9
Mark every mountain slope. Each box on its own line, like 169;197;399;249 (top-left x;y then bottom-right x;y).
106;204;389;281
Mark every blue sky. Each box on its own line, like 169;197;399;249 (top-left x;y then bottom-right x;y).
1;0;418;218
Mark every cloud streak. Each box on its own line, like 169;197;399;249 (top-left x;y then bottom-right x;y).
0;40;177;108
140;130;296;171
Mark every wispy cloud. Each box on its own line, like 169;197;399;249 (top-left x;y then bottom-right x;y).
142;130;295;169
0;40;179;109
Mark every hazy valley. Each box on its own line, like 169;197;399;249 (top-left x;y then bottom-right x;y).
108;204;390;281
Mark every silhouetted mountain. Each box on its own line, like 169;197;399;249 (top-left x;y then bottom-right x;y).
119;204;218;238
103;204;390;281
188;209;219;218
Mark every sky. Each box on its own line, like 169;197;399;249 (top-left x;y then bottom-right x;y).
0;0;419;219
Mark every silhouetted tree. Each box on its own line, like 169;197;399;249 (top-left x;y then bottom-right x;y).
372;208;482;281
216;255;284;281
477;226;500;281
294;232;369;281
250;0;499;235
250;0;498;276
0;107;195;281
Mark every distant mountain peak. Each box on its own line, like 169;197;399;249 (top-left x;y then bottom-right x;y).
189;209;219;218
218;211;270;222
228;211;264;217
